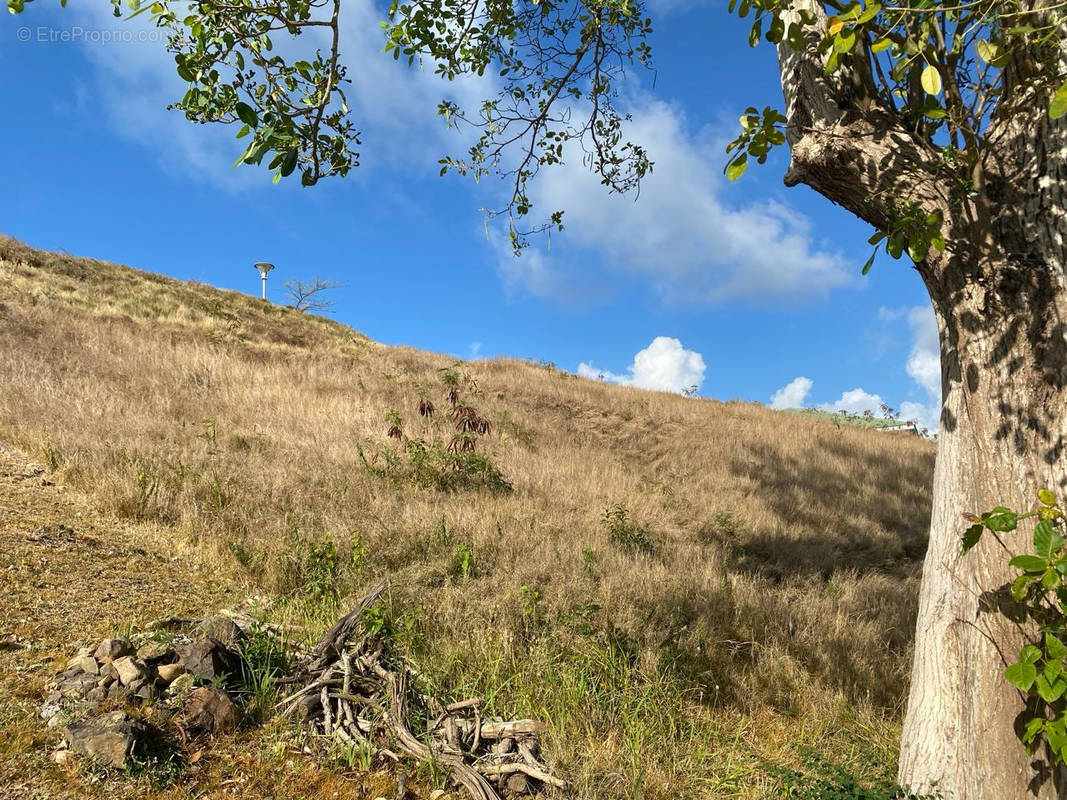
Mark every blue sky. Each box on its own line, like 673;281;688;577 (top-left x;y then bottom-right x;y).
1;0;940;429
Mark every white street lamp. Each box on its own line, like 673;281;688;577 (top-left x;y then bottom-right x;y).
254;262;275;300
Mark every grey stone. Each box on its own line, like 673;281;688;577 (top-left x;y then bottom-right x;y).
94;638;131;664
64;711;141;769
46;711;70;729
195;617;244;651
135;641;173;662
85;687;107;703
106;682;129;701
57;672;99;700
177;638;238;683
179;687;240;738
40;703;62;721
112;656;147;686
135;684;155;701
100;662;118;680
66;655;99;675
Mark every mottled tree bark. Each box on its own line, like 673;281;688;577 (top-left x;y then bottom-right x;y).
776;2;1067;797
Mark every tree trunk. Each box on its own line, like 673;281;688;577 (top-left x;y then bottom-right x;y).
772;3;1067;796
897;258;1067;798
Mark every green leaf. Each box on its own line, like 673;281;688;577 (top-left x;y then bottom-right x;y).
1039;489;1057;507
234;102;258;128
861;251;876;276
1011;555;1050;573
921;64;942;95
871;37;891;54
855;3;880;24
1006;661;1037;691
1046;635;1066;664
1044;568;1060;590
1051;81;1067;120
279;149;299;178
962;523;983;553
1022;716;1046;745
726;155;748;182
1035;520;1063;557
976;40;1001;65
1021;644;1043;664
1012;574;1035;601
984;506;1018;532
1036;674;1067;702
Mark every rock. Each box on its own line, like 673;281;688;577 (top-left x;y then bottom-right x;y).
97;674;114;689
100;662;118;681
94;638;131;664
51;749;76;767
166;672;194;698
85;687;107;703
195;617;244;651
156;663;185;685
56;672;99;701
505;774;530;795
135;684;155;701
46;711;70;730
63;711;141;769
135;641;173;662
177;638;239;683
106;682;129;701
66;655;99;675
112;656;147;686
179;687;240;738
40;703;62;721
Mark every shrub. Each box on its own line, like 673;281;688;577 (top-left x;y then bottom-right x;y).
602;504;654;555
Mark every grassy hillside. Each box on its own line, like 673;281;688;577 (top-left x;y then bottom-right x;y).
0;235;936;798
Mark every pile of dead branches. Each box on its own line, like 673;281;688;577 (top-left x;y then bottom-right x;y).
277;579;564;799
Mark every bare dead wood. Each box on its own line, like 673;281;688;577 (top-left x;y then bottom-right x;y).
280;580;564;799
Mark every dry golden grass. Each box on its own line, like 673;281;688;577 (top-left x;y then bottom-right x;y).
0;235;936;798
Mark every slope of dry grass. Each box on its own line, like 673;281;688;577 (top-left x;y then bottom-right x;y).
0;235;936;798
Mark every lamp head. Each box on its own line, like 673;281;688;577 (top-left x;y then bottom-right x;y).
254;262;275;279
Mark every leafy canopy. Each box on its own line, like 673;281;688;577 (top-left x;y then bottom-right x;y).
726;1;1067;270
9;0;1066;254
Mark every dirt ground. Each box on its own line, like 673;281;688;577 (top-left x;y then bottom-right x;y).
0;440;233;797
0;443;402;800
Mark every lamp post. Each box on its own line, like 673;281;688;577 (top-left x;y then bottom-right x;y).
254;262;275;300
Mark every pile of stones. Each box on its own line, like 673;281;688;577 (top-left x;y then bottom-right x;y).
43;615;249;769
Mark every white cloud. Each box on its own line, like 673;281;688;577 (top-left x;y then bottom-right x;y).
503;99;854;306
906;305;940;400
767;303;943;433
49;0;491;187
578;336;705;394
769;376;813;409
819;387;884;416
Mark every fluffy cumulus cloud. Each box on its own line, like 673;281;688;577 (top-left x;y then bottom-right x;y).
578;336;706;395
768;303;943;433
819;388;885;416
769;376;813;409
504;99;854;306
